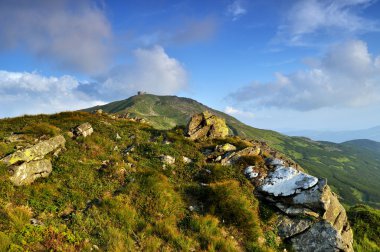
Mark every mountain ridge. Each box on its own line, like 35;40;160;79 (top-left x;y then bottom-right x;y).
85;94;380;208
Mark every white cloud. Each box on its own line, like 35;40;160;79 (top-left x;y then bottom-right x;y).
277;0;378;45
0;0;112;75
225;106;255;118
100;46;188;99
0;70;104;118
227;0;247;21
228;40;380;111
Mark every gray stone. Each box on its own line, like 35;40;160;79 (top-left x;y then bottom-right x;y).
1;135;66;165
277;216;313;238
73;123;93;138
221;146;261;165
291;221;353;252
9;159;52;186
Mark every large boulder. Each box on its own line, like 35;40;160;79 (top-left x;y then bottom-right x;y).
1;135;65;165
1;135;65;186
186;111;229;140
9;159;52;186
253;158;353;252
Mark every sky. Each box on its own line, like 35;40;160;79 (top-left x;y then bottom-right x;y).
1;0;380;132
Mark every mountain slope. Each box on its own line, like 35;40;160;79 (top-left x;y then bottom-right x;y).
285;127;380;143
85;94;380;208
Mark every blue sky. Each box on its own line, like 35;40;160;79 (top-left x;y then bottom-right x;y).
1;0;380;131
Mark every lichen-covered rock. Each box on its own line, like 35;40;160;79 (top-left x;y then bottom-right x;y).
1;135;66;165
73;123;93;138
220;146;261;165
258;165;318;197
251;157;353;251
186;111;228;140
215;143;236;152
291;221;353;252
182;156;192;164
9;159;52;186
277;216;313;238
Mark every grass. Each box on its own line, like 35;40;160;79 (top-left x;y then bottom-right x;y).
84;94;380;208
0;111;278;251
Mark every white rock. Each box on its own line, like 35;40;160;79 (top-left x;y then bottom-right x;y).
244;166;259;178
182;156;192;164
161;155;175;165
260;166;318;197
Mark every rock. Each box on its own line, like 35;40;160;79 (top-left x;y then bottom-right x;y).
277;216;313;238
186;111;229;140
258;165;318;197
1;135;66;165
122;145;135;155
9;159;52;186
182;156;192;164
221;146;261;165
290;221;353;252
244;166;259;179
215;143;236;152
5;134;26;143
73;123;93;138
160;155;175;165
116;133;121;140
94;109;103;115
30;218;44;226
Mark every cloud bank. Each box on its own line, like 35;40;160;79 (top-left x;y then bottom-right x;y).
229;40;380;111
99;46;188;100
0;0;112;75
277;0;378;45
0;70;104;118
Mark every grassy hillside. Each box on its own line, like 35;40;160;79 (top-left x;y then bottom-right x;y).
0;112;283;251
85;94;380;208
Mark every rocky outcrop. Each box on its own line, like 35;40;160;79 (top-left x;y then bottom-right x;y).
255;159;353;252
186;111;229;140
72;123;93;138
1;135;65;186
9;159;52;186
202;140;353;251
1;135;66;165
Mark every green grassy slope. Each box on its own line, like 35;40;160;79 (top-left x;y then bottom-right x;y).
0;112;281;251
85;94;380;208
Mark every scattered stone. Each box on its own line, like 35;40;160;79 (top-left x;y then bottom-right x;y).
215;156;222;162
30;218;44;226
9;159;52;186
94;109;103;115
123;145;135;155
215;143;236;152
186;111;229;140
182;156;192;164
116;133;121;140
113;146;119;151
1;135;66;165
244;166;259;179
160;155;175;165
73;123;93;138
66;131;75;138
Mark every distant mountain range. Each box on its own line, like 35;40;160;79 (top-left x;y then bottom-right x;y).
284;126;380;143
85;94;380;208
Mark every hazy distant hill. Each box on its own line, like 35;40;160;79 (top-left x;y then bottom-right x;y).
285;126;380;143
85;94;380;208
